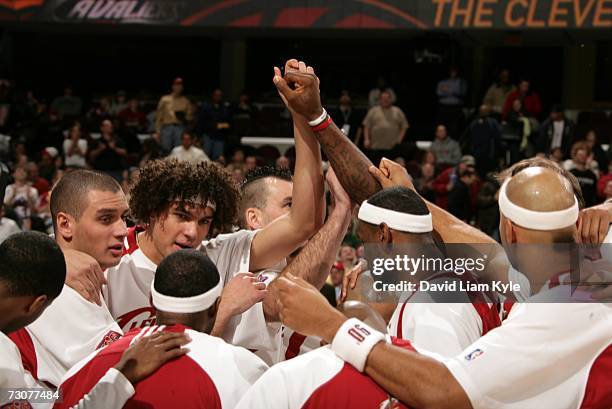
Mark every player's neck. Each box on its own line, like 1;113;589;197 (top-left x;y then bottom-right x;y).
137;230;164;266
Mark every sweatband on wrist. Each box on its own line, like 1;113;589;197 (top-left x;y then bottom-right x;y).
331;318;385;372
311;115;333;132
308;108;328;126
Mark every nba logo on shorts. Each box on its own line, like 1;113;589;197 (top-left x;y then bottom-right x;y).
465;348;484;361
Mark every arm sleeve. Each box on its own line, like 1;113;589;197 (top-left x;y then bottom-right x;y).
68;368;134;409
234;366;289;409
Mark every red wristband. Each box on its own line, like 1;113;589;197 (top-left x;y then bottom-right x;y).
311;115;333;132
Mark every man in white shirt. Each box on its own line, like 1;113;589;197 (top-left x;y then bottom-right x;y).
275;165;612;409
59;250;267;409
168;130;210;163
9;170;128;387
0;232;189;408
0;204;20;243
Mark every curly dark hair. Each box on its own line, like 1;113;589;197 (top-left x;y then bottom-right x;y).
130;158;240;233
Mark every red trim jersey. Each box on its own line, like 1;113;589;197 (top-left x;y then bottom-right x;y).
56;325;268;409
8;285;122;387
443;288;612;409
387;273;501;357
103;227;279;352
236;337;415;409
1;332;133;409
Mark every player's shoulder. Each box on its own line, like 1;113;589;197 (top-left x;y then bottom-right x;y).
271;346;343;377
202;229;257;249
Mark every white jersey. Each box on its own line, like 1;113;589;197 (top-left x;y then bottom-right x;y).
58;324;268;409
104;227;279;352
236;338;415;409
1;332;134;409
387;274;502;357
9;285;122;387
443;288;612;409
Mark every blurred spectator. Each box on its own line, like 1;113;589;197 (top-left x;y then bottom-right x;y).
228;165;245;185
244;155;257;172
230;147;245;167
232;93;254;136
338;243;357;269
422;150;436;167
109;90;128;117
537;105;574;156
88;119;127;181
463;105;501;177
87;96;112;126
476;175;500;237
138;138;162;168
433;155;475;210
331;91;363;142
169;131;210;163
63;124;88;168
430;124;461;168
483;69;516;116
51;86;82;119
368;76;397;108
197;89;232;160
330;261;345;304
39;147;59;182
276;155;290;169
548;147;564;165
436;66;467;139
362;91;409;157
584;130;608;172
504;99;531;164
118;99;146;131
26;162;50;195
448;164;477;222
0;79;11;129
603;180;612;201
563;141;599;176
156;77;193;152
502;79;542;120
416;163;436;203
565;142;598;206
0;204;20;243
4;165;38;230
597;162;612;200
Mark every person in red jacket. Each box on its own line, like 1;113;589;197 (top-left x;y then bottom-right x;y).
502;79;542;120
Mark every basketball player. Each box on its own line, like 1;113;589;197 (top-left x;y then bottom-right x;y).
10;170;128;387
58;250;268;409
275;166;612;409
0;232;189;408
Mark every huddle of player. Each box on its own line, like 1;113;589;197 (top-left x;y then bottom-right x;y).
1;59;610;409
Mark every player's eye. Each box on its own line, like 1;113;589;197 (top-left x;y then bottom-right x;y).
199;218;211;226
284;201;292;208
99;216;113;224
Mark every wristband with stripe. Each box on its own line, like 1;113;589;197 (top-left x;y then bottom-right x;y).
311;115;333;132
308;108;328;127
331;318;385;372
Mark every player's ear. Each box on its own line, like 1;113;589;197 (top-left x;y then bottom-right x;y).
56;212;75;241
380;223;393;245
246;208;263;230
25;294;48;316
501;217;516;244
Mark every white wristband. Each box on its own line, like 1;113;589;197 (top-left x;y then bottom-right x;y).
308;108;328;127
331;318;385;372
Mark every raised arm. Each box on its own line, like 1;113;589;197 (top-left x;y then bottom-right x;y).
248;62;325;272
273;68;381;205
263;167;352;321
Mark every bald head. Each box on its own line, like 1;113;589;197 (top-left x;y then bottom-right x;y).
506;167;576;212
337;301;387;333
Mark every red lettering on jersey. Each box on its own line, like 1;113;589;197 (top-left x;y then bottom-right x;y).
95;330;122;350
1;401;34;409
117;307;156;331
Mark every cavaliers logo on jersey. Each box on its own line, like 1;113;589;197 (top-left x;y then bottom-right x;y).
379;396;403;409
117;307;157;332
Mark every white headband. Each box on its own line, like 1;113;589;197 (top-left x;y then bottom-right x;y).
498;179;579;231
150;279;222;313
358;200;433;233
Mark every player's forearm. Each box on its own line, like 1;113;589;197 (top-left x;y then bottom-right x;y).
427;200;495;244
210;309;232;338
314;122;380;204
289;115;325;235
264;207;351;321
365;343;472;409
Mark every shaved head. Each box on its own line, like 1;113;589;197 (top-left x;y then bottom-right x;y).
50;170;122;222
506;167;576;212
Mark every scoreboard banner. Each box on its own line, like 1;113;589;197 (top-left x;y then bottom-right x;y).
1;0;611;29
